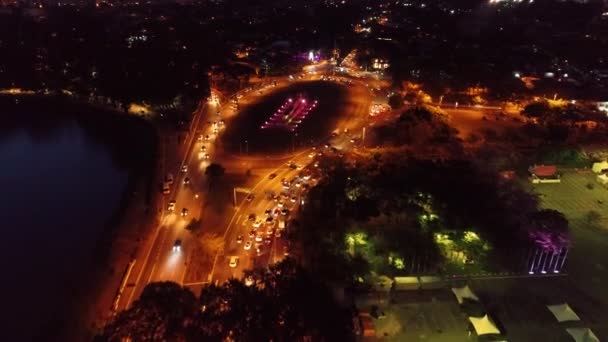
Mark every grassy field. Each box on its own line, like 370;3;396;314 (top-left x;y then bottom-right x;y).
530;171;608;231
530;171;608;307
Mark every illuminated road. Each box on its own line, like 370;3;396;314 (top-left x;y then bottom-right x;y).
114;68;375;312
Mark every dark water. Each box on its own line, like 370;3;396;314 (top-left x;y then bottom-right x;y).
221;81;348;154
0;114;128;340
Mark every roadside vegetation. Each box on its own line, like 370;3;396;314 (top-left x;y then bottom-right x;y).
98;259;353;341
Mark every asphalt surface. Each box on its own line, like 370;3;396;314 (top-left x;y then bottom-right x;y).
114;70;374;311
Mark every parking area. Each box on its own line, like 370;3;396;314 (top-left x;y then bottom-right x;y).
356;275;608;341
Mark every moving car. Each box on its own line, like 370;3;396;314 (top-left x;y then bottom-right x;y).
181;165;188;173
264;237;272;244
166;173;174;185
229;256;239;268
253;220;263;228
248;229;256;238
265;216;274;227
181;208;188;217
264;209;272;217
281;208;290;216
173;239;182;252
200;145;207;152
244;241;252;250
255;234;263;242
236;235;243;244
268;173;277;180
246;193;255;202
248;213;256;221
183;177;190;185
162;182;171;194
168;200;176;211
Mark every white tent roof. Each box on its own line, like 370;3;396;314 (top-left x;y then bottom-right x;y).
566;328;600;342
469;314;500;336
546;303;581;322
452;285;480;304
592;161;608;173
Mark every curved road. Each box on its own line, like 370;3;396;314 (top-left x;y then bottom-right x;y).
114;71;375;312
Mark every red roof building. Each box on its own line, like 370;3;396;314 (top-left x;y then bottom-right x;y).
531;165;557;177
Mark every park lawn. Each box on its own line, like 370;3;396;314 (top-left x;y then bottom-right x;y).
529;171;608;231
528;170;608;306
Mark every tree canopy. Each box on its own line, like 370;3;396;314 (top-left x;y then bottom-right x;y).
99;259;353;342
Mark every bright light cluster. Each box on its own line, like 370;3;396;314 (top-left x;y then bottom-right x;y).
261;94;317;132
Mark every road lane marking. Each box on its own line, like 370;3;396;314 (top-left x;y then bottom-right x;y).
183;281;211;286
112;259;136;314
122;102;208;309
124;224;163;308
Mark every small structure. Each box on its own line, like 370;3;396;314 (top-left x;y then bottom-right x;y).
452;285;480;304
419;275;445;290
468;314;501;336
546;303;581;322
529;164;561;184
566;328;600;342
592;161;608;174
393;276;419;291
597;174;608;186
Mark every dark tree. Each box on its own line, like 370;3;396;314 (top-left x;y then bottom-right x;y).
100;282;197;342
525;209;570;252
388;93;404;110
522;102;550;119
204;163;225;189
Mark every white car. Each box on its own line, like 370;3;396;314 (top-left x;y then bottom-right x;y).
173;239;182;252
308;152;315;158
255;234;263;242
181;165;188;173
229;256;239;268
168;200;176;211
244;241;252;250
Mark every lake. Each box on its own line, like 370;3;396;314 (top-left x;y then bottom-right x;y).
0;106;129;340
